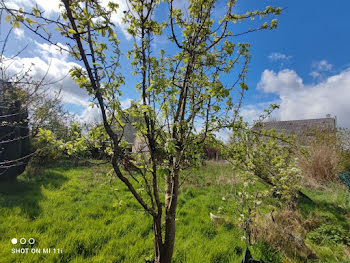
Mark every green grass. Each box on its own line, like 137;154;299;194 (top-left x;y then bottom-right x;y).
299;184;350;262
0;161;349;262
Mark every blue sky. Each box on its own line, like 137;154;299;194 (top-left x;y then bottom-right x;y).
1;0;350;130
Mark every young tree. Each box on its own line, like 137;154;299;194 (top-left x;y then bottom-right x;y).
226;120;302;207
2;0;282;261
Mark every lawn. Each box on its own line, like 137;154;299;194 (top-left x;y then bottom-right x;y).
0;162;349;262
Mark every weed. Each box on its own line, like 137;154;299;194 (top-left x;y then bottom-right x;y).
307;224;350;246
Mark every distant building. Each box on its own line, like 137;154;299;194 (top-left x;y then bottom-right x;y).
122;106;149;154
252;115;337;144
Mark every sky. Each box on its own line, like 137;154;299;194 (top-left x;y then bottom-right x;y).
1;0;350;135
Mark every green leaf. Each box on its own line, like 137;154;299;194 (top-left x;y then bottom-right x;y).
5;16;11;22
68;29;77;34
25;17;34;26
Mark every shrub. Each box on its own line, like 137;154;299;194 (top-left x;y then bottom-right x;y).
297;129;343;184
298;144;341;183
226;125;302;207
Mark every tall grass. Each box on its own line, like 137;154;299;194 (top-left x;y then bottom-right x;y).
298;144;341;184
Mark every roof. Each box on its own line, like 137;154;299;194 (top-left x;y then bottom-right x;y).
123;120;137;144
253;117;336;136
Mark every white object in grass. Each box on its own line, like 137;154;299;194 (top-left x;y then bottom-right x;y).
210;212;225;224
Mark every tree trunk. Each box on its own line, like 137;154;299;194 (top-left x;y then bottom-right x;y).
153;213;163;263
153;211;176;263
153;166;179;263
161;208;176;263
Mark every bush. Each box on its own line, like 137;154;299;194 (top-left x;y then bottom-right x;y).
297;129;343;184
29;144;63;167
226;126;302;207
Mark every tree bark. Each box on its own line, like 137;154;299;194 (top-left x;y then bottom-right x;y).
161;207;177;263
155;165;179;263
153;213;176;263
153;213;163;263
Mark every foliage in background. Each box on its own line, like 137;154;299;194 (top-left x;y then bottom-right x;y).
297;128;350;188
0;18;76;179
0;82;31;181
297;129;341;184
338;128;350;173
29;96;76;168
30;93;72;140
36;123;89;164
224;117;306;261
225;119;301;208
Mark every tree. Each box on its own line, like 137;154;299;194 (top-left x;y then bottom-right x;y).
226;120;301;207
1;0;282;261
0;81;31;180
0;16;73;179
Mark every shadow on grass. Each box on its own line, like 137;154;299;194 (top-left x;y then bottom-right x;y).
298;193;350;225
45;159;79;171
0;170;68;219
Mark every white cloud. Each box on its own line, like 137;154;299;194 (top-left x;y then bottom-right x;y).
77;97;133;125
120;98;132;109
257;69;303;94
309;71;322;79
257;68;350;128
6;0;61;15
215;128;231;144
6;0;131;39
240;105;261;124
268;52;292;62
312;60;333;72
239;101;279;124
3;1;19;9
35;42;69;61
4;0;129;39
3;39;137;126
13;28;24;39
310;60;333;80
78;105;102;125
2;44;90;107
